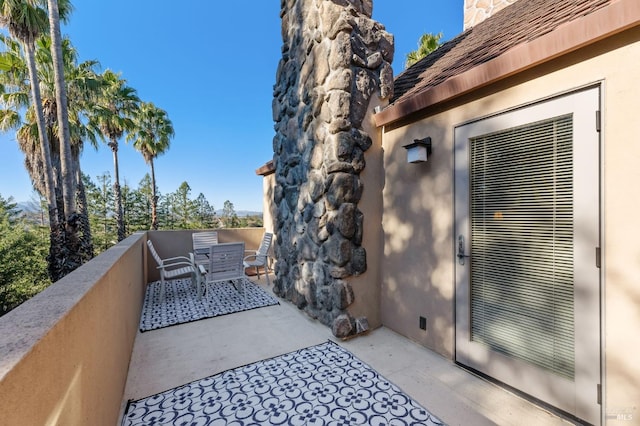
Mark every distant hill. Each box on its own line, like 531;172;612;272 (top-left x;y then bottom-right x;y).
16;201;47;225
17;202;36;211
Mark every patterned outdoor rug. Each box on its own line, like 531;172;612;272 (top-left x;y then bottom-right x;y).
121;341;445;425
139;278;280;332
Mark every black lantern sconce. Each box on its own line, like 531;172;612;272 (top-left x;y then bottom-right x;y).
402;137;432;163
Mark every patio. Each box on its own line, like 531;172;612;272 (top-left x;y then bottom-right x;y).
120;273;573;426
0;231;576;425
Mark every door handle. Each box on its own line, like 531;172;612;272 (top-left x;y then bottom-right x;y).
457;235;470;265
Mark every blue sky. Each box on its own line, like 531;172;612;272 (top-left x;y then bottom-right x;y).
0;1;463;212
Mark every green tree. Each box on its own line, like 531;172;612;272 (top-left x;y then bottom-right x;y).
172;181;197;229
0;193;50;316
127;102;174;230
157;192;174;230
133;174;153;230
238;214;263;228
120;181;133;235
121;180;143;235
0;194;19;223
405;32;443;69
194;193;216;229
85;172;115;252
222;200;239;228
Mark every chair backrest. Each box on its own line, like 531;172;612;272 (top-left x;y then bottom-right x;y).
147;240;163;266
192;231;218;251
256;232;273;259
208;242;245;283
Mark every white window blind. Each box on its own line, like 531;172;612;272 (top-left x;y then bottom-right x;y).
470;114;574;380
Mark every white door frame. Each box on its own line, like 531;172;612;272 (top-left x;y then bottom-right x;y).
454;87;601;424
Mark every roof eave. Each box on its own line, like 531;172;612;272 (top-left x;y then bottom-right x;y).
375;0;640;127
256;160;275;176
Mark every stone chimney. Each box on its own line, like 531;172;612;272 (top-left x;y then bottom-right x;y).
272;0;393;338
464;0;518;30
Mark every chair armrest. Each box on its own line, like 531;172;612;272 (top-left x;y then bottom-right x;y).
157;260;194;270
195;264;207;283
162;255;193;264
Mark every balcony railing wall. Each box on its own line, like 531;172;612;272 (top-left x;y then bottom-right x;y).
0;232;147;425
0;227;266;425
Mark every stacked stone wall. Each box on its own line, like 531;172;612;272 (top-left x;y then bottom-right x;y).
272;0;393;337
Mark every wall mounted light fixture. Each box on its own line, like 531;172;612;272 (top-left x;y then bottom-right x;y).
403;137;432;163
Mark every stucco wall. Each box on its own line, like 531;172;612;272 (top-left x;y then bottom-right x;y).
262;173;276;234
379;27;640;419
0;233;146;426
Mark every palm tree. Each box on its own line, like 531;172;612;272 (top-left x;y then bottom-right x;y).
0;34;26;129
127;102;174;230
45;0;74;221
0;36;56;211
88;70;140;241
405;32;443;69
0;5;67;280
1;32;100;277
0;0;58;230
64;50;101;261
0;0;79;280
38;35;100;267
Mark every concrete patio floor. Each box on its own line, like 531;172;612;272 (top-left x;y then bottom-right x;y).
120;275;575;426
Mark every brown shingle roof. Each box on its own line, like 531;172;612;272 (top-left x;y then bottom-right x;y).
388;0;613;114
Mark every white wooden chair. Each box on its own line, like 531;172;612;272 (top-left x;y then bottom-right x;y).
192;231;218;268
243;232;273;286
207;242;247;304
147;240;202;300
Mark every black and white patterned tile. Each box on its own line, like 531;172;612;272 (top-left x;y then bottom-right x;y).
139;278;280;332
122;341;445;425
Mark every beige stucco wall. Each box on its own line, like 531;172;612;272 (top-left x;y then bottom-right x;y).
0;229;269;425
0;233;147;426
381;109;456;357
262;173;276;234
379;28;640;420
